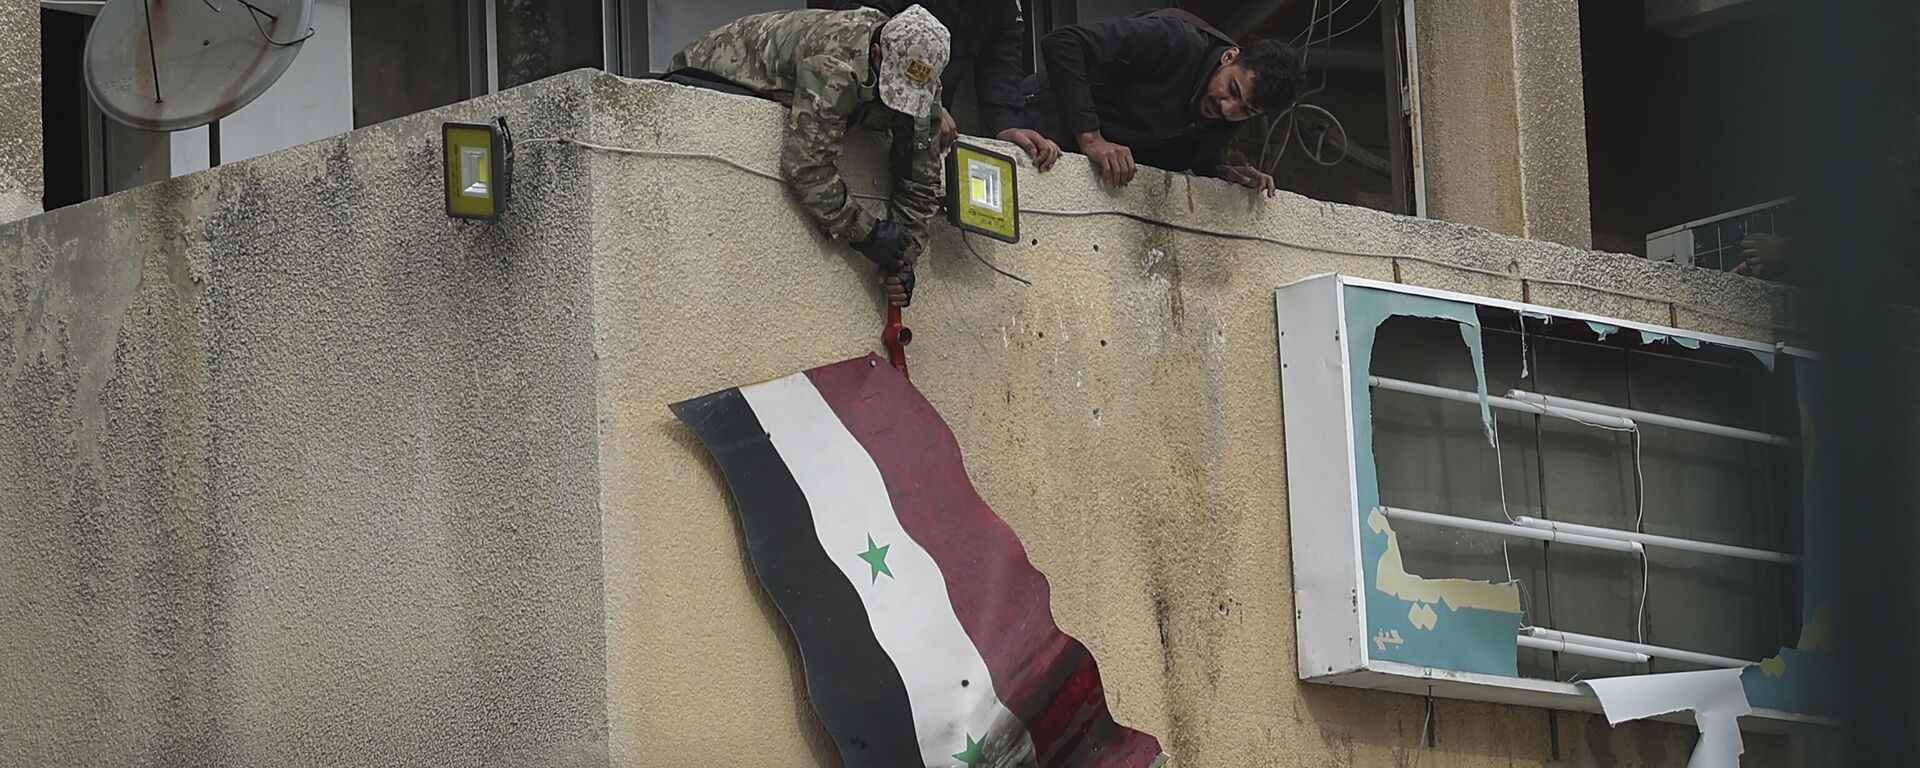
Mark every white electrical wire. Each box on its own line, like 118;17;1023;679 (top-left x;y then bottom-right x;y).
1258;108;1298;173
1637;549;1650;646
520;137;794;185
519;136;1805;336
1508;374;1649;649
1492;415;1517;524
1297;0;1387;100
1632;428;1648;644
1293;103;1351;167
1491;415;1533;624
1290;0;1347;46
1316;0;1388;51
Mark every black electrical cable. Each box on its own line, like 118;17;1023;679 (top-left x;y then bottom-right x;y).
963;232;1031;286
1320;0;1387;49
142;0;162;103
236;0;316;47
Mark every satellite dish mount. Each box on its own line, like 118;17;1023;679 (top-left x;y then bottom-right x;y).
84;0;317;150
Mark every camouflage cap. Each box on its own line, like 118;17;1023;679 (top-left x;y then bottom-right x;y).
875;4;950;119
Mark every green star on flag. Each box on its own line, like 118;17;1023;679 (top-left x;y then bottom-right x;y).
858;535;893;582
953;733;987;765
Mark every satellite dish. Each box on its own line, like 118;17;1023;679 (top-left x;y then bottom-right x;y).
84;0;315;132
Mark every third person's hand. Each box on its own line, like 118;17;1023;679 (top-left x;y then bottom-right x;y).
996;128;1062;172
1733;233;1788;278
1217;164;1277;197
1076;131;1135;187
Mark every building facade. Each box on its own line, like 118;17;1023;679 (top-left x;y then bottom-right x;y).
0;1;1853;766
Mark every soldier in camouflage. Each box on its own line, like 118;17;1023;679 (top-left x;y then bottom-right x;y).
672;5;951;307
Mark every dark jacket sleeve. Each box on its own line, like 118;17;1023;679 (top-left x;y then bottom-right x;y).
1039;17;1183;137
1191;134;1230;178
974;0;1028;136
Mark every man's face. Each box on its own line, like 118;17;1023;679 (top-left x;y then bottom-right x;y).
1199;49;1259;122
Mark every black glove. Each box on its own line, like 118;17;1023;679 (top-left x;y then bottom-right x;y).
893;261;916;306
853;220;911;271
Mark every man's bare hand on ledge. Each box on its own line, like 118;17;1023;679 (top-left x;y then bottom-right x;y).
1077;130;1136;187
1216;164;1277;197
995;128;1062;172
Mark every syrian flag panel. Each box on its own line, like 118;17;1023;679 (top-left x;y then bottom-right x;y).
672;355;1168;768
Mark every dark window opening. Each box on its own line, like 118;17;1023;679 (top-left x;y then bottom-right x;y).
496;0;605;89
1581;0;1798;261
41;9;93;211
1224;0;1412;214
350;0;477;128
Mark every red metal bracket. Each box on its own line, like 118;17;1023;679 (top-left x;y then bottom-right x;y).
883;304;912;378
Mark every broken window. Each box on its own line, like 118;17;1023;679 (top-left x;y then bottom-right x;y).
1370;309;1801;684
1275;274;1825;727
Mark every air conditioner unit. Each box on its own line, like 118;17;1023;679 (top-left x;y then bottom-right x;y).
1644;196;1793;272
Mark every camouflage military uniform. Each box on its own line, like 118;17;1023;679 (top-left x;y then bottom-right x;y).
674;8;944;264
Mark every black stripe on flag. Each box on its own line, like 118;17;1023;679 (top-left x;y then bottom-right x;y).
671;388;923;767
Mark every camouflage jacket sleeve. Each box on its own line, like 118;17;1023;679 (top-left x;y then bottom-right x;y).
779;55;878;245
887;108;944;264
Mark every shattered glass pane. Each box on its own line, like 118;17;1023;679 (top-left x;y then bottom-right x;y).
1368;311;1801;684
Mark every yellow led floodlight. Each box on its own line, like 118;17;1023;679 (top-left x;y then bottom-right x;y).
444;120;511;219
946;141;1019;243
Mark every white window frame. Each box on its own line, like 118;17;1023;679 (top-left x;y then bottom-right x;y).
1274;273;1830;733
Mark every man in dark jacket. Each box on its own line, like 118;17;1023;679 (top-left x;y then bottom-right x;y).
837;0;1064;170
1016;10;1302;192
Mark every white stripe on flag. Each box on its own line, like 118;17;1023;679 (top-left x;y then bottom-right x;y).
742;373;1036;768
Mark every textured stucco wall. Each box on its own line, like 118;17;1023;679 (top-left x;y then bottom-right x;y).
572;77;1802;766
3;70;1819;766
1416;0;1592;249
0;0;42;222
0;78;608;767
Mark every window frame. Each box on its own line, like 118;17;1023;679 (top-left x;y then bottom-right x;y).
1274;273;1829;733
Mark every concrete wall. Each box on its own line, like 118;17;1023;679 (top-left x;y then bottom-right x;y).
2;70;1820;766
1;74;608;767
1415;0;1592;250
0;0;41;222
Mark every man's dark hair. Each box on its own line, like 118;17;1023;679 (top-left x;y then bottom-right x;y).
1240;39;1305;114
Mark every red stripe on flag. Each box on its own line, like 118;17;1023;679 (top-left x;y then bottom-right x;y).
807;357;1165;768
